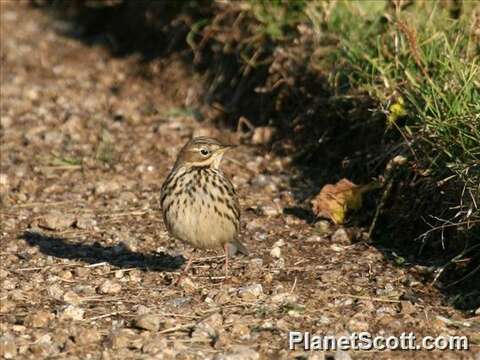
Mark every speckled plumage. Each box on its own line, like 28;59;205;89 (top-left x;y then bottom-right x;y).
160;137;248;280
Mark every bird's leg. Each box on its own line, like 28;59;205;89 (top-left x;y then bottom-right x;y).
174;251;195;286
183;256;195;274
224;243;229;279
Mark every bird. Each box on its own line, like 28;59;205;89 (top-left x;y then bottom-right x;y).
160;136;248;282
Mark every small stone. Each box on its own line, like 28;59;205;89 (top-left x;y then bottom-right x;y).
0;335;17;359
48;284;64;300
135;314;161;331
73;328;101;345
238;284;263;301
331;228;350;245
142;336;168;354
260;205;281;216
2;279;15;290
268;292;298;306
94;180;121;195
306;235;323;242
74;267;89;278
25;310;54;328
107;329;136;349
348;317;369;332
60;305;84;321
75;215;96;230
0;174;8;193
251;126;275;145
400;301;416;315
246;219;263;232
215;346;259;360
247;258;264;272
475;307;480;316
98;280;122;295
60;270;73;280
0;116;12;129
191;312;223;342
334;350;352;360
29;334;55;357
230;322;250;340
135;305;150;315
270;246;282;259
178;276;197;293
39;211;75;231
0;300;15;313
273;239;285;247
0;269;9;279
167;296;191;308
305;353;326;360
29;342;55;357
313;220;332;236
63;290;82;305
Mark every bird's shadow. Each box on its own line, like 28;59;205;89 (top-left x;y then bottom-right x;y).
21;231;184;272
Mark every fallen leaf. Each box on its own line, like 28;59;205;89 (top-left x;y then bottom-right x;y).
311;178;375;224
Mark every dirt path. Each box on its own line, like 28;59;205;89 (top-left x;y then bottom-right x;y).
1;4;478;360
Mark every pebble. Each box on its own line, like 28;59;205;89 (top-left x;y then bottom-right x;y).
60;305;84;321
246;219;264;232
0;300;15;313
247;258;264;272
48;284;64;300
39;211;75;231
178;276;197;293
238;284;263;301
313;220;332;236
335;350;353;360
230;322;251;340
168;296;192;308
94;180;121;195
2;279;16;290
98;280;122;295
0;115;12;129
25;310;54;328
270;246;282;259
135;314;162;331
251;126;275;145
0;335;17;359
107;329;138;349
331;228;350;244
74;328;101;345
191;312;223;342
0;173;8;192
63;290;82;305
260;205;281;216
142;336;168;354
306;235;324;242
215;346;259;360
29;341;55;357
75;215;96;230
400;300;416;315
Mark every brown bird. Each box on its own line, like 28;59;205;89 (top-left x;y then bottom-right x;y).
160;136;248;282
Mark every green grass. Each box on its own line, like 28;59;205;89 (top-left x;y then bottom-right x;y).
323;0;480;225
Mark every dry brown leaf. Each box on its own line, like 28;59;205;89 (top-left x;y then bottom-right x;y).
311;178;374;224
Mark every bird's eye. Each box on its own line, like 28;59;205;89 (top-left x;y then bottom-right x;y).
200;148;209;156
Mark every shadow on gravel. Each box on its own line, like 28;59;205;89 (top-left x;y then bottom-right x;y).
21;231;184;272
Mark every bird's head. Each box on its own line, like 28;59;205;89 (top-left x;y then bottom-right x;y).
174;136;236;169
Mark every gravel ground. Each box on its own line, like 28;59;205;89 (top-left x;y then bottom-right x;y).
1;4;479;360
